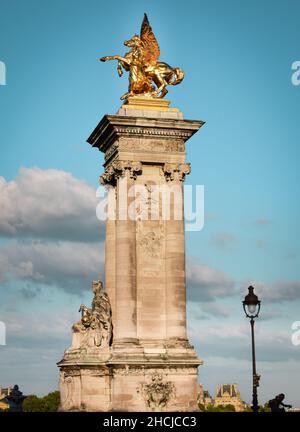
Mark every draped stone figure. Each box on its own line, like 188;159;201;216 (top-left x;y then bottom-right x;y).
72;280;113;349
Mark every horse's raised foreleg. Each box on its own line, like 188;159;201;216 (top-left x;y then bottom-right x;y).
100;55;130;66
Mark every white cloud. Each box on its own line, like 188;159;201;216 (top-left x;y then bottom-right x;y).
190;322;300;363
0;167;104;242
0;240;104;294
200;302;231;317
212;232;236;249
187;260;236;302
243;280;300;303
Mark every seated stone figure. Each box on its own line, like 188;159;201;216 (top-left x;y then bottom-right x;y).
72;280;113;349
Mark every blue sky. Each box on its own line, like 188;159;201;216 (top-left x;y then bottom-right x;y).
0;0;300;407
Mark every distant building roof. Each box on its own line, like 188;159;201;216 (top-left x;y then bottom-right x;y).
0;387;12;398
216;384;238;397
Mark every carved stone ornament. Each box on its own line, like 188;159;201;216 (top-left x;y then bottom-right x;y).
100;160;142;185
116;139;185;155
141;372;175;410
163;163;191;182
137;222;164;259
60;374;75;411
72;280;113;349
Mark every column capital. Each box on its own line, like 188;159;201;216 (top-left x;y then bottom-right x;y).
100;160;142;186
163;163;191;182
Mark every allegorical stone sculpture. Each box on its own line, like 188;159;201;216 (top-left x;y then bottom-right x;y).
72;280;113;349
100;13;184;100
4;385;26;412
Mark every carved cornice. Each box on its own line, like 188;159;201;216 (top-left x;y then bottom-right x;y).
163;163;191;182
61;367;81;377
87;115;205;154
114;127;191;139
112;365;198;376
100;160;142;185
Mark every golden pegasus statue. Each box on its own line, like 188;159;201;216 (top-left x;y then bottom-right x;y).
100;13;184;100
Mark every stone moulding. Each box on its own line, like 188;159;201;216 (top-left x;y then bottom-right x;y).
87;115;205;156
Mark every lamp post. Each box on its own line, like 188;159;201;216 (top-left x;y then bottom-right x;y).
243;285;261;413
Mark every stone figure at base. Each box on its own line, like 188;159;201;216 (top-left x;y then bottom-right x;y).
72;280;113;349
4;385;26;412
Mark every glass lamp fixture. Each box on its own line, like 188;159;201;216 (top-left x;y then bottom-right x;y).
243;286;261;318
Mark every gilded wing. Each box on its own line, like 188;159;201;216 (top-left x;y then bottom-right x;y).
140;13;160;65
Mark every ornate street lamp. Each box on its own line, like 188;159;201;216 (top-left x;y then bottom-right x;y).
243;285;261;412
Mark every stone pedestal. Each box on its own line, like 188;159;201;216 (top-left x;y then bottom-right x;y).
58;98;204;411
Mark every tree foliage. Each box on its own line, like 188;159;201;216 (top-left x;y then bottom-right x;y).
201;403;236;412
259;402;271;412
23;391;60;412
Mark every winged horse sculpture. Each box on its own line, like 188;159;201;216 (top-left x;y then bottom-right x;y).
100;14;184;100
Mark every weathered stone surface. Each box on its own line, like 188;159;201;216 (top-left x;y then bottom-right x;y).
58;106;205;412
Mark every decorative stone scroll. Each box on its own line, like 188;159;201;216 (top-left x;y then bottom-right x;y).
100;160;142;186
163;163;191;182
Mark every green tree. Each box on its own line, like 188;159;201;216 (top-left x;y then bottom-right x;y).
259;402;271;412
243;405;253;412
198;403;206;412
201;403;236;412
216;404;236;412
23;395;43;412
23;391;60;412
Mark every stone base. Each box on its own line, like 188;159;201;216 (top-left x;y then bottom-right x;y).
58;340;202;412
117;96;184;119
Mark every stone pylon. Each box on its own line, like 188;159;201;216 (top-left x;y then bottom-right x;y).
58;97;204;411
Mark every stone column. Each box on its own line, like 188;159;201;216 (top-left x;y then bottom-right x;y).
104;190;116;324
84;102;205;412
163;163;191;341
101;161;142;344
58;100;206;412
